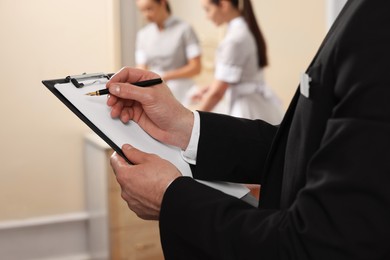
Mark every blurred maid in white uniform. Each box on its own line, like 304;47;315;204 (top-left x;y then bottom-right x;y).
135;0;202;104
192;0;283;124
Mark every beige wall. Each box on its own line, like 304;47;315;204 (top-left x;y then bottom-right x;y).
257;1;327;107
0;0;327;222
171;0;327;109
0;0;121;221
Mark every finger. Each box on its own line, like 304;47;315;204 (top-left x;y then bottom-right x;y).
120;109;132;123
122;144;152;165
108;67;161;85
108;82;154;105
108;67;145;85
106;93;118;107
108;67;130;84
121;101;144;123
110;151;128;174
110;99;125;118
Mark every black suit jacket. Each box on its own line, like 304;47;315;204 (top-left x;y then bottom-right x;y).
160;1;390;259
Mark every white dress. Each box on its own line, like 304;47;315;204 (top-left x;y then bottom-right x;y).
215;17;283;124
136;16;201;104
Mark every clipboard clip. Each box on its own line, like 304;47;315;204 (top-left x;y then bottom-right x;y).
66;73;112;88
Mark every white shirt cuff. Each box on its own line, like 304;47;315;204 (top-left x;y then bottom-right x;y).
181;111;200;165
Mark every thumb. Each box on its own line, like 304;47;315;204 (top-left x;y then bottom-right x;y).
110;151;128;174
108;82;148;103
122;144;149;165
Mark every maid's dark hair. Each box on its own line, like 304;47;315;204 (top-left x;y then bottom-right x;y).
210;0;268;68
154;0;172;14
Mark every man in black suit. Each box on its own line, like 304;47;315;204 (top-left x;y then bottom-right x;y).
108;0;390;259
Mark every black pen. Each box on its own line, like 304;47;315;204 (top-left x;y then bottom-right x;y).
85;78;163;96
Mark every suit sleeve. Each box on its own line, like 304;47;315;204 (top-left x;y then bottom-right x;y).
190;111;278;184
160;177;282;260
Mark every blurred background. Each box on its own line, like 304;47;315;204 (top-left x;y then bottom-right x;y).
0;0;346;259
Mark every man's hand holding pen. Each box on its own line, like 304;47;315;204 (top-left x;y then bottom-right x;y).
106;67;194;220
106;67;194;151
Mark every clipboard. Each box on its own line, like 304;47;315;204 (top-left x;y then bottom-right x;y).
41;73;131;161
42;72;250;199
